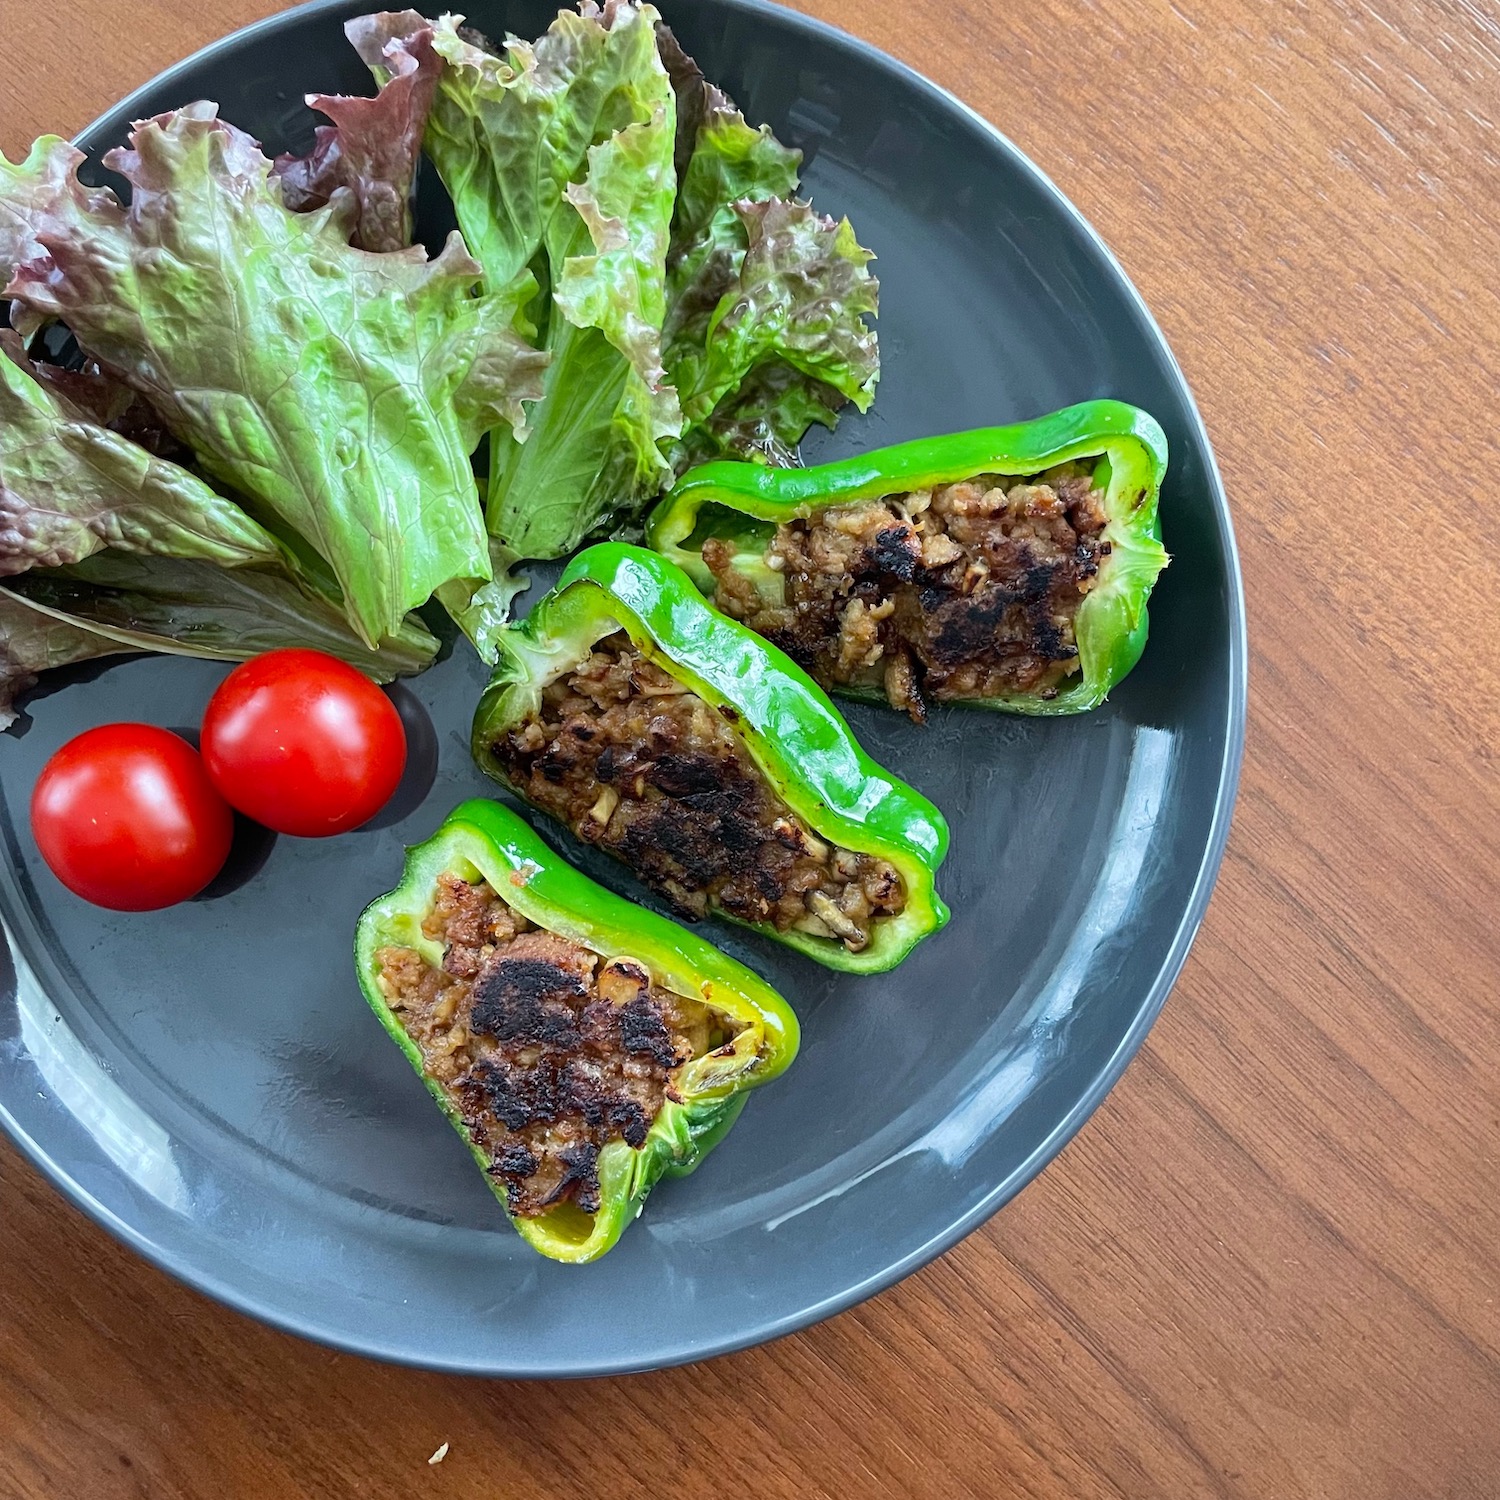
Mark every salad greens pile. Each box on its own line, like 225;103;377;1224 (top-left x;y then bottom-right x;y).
0;2;878;724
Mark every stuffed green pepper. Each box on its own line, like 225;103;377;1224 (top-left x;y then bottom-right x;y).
471;544;949;974
647;399;1169;721
355;798;798;1264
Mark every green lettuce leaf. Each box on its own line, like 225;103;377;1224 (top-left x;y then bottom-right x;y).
486;104;680;558
656;43;878;467
410;6;672;300
661;54;800;300
665;197;880;462
1;105;545;647
333;5;878;566
0;138;119;287
374;4;680;560
6;553;437;679
0;553;434;729
675;359;846;468
0;327;437;720
1;334;282;573
19;353;186;460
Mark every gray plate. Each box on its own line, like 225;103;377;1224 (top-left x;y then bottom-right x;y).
0;0;1245;1376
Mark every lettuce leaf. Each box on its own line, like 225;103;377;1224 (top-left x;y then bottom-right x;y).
273;14;441;252
408;6;672;299
0;531;441;727
0;325;436;722
0;140;118;289
373;5;680;561
486;102;680;557
652;23;715;183
8;553;436;676
1;333;281;573
651;31;879;465
660;45;801;291
1;105;544;648
666;198;880;461
349;3;880;566
675;359;845;468
0;587;131;729
19;353;186;460
434;536;530;661
0;554;435;729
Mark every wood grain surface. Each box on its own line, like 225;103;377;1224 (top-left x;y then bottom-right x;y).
4;0;1499;1495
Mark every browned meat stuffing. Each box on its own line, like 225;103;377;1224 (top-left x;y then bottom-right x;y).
703;463;1110;721
375;872;730;1218
486;636;906;952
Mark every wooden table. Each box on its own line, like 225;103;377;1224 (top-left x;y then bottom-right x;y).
4;1;1498;1494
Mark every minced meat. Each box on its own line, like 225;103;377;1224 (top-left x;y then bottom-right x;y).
375;872;732;1218
703;462;1110;721
485;635;907;952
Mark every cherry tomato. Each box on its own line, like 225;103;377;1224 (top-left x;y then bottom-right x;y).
200;649;407;838
31;724;234;911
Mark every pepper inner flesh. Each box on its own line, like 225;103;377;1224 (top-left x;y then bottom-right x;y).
702;462;1109;721
488;634;908;951
375;872;737;1218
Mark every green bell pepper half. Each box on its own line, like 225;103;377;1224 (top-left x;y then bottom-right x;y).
645;398;1169;715
471;543;949;973
354;796;798;1264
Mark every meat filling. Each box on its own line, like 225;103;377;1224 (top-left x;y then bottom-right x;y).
486;636;907;952
703;462;1110;721
375;872;733;1218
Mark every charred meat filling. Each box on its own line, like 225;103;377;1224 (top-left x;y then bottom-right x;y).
703;462;1110;721
375;872;732;1218
487;636;907;952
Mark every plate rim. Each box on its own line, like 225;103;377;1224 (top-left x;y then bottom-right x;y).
0;0;1248;1377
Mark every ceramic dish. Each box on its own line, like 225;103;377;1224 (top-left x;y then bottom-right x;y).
0;0;1245;1375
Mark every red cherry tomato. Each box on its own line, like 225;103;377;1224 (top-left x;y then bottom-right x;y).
30;724;234;911
200;649;407;838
